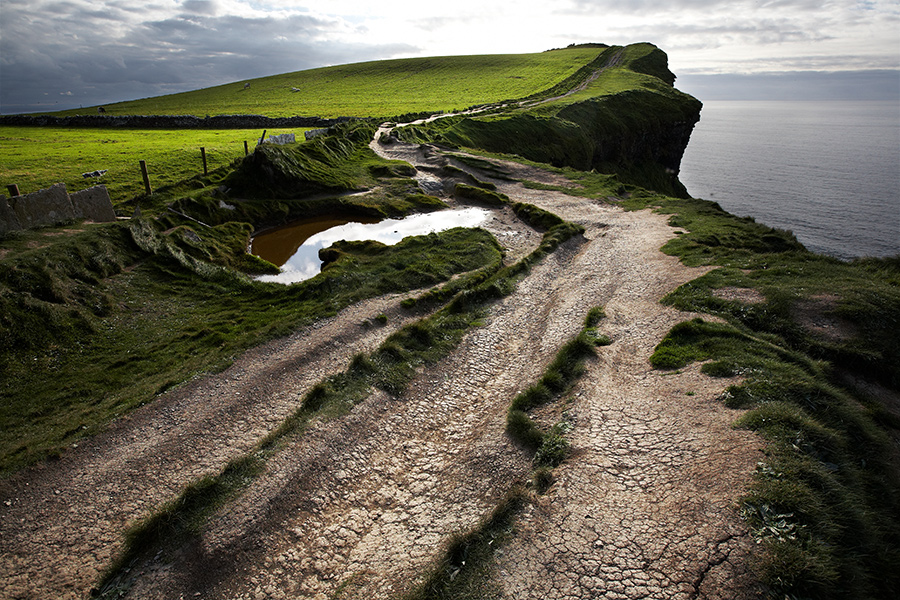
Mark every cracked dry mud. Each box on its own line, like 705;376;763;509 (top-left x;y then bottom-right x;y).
1;139;763;599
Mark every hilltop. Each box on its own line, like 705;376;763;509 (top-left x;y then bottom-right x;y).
1;43;898;600
47;46;608;119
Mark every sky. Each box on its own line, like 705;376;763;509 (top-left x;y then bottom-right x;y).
1;0;899;114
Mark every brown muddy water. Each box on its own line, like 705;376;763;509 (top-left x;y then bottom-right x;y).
251;208;490;284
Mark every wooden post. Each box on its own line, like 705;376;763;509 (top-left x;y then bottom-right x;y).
201;147;208;175
244;140;249;155
139;160;152;195
6;184;20;196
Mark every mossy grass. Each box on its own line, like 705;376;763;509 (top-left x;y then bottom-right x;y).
651;318;900;598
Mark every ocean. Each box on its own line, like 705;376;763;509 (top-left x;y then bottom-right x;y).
678;101;900;259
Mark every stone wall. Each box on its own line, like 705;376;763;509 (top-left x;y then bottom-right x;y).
9;183;74;229
0;195;22;235
0;183;116;234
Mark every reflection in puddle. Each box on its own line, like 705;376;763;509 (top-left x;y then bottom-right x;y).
251;208;490;284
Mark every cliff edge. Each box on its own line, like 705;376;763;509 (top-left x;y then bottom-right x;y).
398;43;702;197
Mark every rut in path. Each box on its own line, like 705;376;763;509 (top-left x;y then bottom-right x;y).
0;292;437;600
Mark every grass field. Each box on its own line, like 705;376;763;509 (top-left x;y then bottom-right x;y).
0;127;300;204
1;47;606;205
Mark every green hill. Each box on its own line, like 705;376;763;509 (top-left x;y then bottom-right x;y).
52;46;607;119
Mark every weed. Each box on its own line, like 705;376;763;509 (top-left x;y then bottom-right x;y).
533;422;573;468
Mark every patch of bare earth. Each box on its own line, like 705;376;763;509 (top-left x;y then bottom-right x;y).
712;287;765;305
792;293;859;343
1;143;764;599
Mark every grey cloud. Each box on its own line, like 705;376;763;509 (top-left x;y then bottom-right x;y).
0;5;416;114
564;0;840;11
182;1;219;16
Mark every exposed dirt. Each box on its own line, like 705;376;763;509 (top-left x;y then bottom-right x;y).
792;293;859;343
712;286;765;305
0;135;764;599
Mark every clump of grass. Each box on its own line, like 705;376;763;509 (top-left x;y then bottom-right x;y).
533;421;572;468
506;313;602;451
402;487;527;600
453;183;508;207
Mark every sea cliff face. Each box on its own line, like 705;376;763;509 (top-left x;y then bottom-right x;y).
398;43;702;197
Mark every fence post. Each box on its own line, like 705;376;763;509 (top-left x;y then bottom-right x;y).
6;184;20;196
244;140;249;156
139;160;152;195
201;147;208;175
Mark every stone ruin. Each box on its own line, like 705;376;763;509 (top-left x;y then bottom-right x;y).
0;183;117;235
304;128;329;141
264;132;296;145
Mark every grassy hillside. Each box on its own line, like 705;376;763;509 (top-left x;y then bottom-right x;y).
396;43;701;196
2;42;897;599
1;46;607;202
50;47;606;119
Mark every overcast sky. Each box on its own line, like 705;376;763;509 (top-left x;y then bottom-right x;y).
1;0;898;113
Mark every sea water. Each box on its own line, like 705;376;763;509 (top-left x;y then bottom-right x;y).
679;101;900;259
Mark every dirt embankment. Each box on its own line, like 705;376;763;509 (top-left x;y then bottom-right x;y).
0;135;763;599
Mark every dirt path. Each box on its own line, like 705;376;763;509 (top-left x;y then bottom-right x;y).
0;291;441;599
1;137;762;599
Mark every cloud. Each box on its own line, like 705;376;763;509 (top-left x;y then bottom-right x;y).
0;1;416;113
1;0;898;113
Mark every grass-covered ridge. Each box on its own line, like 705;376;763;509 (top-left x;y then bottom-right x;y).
396;43;701;196
47;47;607;119
0;47;607;201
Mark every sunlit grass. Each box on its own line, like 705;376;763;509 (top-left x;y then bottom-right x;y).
0;126;300;204
49;48;605;119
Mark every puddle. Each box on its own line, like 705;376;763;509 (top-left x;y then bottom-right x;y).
252;208;490;284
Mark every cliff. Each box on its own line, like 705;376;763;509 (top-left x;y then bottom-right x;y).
398;43;702;197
